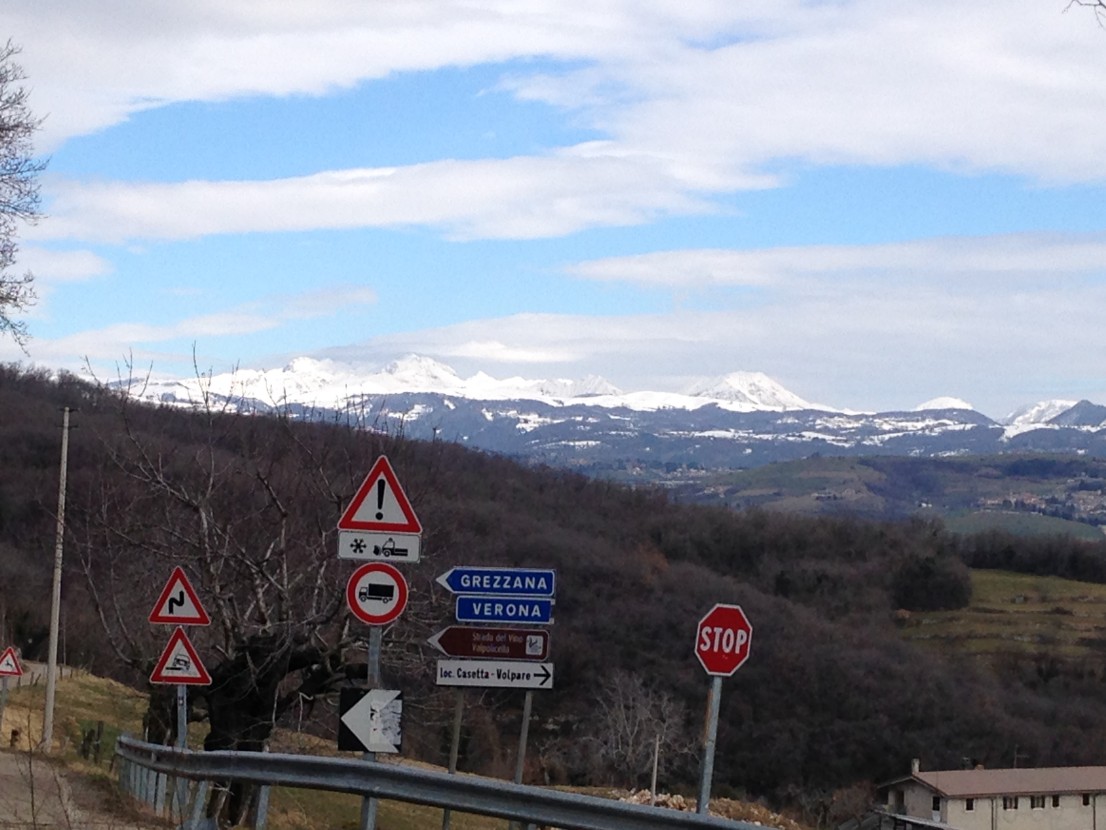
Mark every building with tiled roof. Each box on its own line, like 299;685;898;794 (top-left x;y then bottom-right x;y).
879;760;1106;830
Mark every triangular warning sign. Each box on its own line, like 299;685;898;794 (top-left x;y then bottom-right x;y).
0;646;23;677
149;566;211;625
337;456;422;533
150;627;211;685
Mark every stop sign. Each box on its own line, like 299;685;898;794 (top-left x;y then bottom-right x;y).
695;604;753;676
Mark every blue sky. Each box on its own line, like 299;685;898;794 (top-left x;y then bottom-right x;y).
5;0;1106;417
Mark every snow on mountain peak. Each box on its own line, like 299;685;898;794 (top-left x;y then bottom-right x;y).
1001;399;1078;427
382;355;463;389
998;399;1080;439
685;371;811;411
914;397;975;412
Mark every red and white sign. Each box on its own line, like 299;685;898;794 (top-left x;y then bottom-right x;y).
150;627;211;685
338;456;422;534
149;566;211;626
0;646;23;677
695;604;753;677
346;562;409;625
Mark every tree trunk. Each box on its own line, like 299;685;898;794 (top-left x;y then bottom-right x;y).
202;635;290;826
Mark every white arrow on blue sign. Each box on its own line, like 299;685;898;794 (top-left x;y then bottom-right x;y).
455;595;554;625
436;566;556;597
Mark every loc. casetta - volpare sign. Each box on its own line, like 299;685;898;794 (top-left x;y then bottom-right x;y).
436;659;553;689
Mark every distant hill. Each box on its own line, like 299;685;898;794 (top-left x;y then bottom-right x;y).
665;453;1106;532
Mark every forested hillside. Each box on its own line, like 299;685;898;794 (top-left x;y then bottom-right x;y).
5;365;1106;824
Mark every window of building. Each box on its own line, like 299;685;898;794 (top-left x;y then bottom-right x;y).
966;799;975;812
932;797;941;812
1003;797;1019;810
1053;795;1060;808
1031;796;1045;809
1084;794;1092;807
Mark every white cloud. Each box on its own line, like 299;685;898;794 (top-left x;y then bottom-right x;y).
568;234;1106;287
445;338;581;364
15;247;112;282
13;283;378;367
29;154;711;243
9;0;755;149
9;0;1106;247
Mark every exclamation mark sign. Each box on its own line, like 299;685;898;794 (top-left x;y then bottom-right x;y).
375;479;385;520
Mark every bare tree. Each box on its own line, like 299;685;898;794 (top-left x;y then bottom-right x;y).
1067;0;1106;24
73;375;405;825
0;41;44;347
579;670;694;790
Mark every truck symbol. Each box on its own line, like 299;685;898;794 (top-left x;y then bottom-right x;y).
373;538;409;558
358;582;395;604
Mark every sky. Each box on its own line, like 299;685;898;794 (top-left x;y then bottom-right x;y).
4;0;1106;419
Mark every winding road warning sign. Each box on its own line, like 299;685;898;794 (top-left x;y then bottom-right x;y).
149;567;211;626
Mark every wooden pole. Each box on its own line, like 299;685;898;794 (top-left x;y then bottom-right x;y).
42;406;72;752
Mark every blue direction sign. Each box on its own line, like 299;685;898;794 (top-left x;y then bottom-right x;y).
455;595;555;625
436;566;556;597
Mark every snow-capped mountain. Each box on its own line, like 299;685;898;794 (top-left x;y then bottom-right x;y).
686;371;813;410
116;355;1106;471
127;355;812;414
914;397;974;412
1001;399;1079;436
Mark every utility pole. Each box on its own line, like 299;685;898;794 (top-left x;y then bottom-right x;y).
41;406;72;753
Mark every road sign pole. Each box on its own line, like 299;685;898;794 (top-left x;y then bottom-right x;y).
697;675;723;815
441;689;464;830
176;684;187;749
0;676;7;736
508;689;534;830
360;627;383;830
175;683;188;820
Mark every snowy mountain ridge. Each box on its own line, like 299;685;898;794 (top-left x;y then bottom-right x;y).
123;354;1105;432
116;355;1106;469
129;355;820;414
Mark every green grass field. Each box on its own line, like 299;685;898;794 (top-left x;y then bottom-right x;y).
901;569;1106;659
944;511;1106;541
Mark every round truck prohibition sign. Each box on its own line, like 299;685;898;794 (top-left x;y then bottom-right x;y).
346;561;409;626
695;603;752;676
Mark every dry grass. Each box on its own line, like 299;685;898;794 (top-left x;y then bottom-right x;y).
0;666;809;830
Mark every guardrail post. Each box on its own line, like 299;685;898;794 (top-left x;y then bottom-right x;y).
154;769;167;815
116;753;128;797
183;779;212;830
254;744;271;830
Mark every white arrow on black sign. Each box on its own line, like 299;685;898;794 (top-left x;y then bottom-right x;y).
338;689;403;754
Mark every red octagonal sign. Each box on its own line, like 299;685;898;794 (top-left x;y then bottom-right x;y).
695;603;753;676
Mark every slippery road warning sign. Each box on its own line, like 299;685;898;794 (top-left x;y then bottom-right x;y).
150;627;211;685
149;566;211;626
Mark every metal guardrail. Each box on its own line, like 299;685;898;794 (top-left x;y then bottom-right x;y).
116;735;755;830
